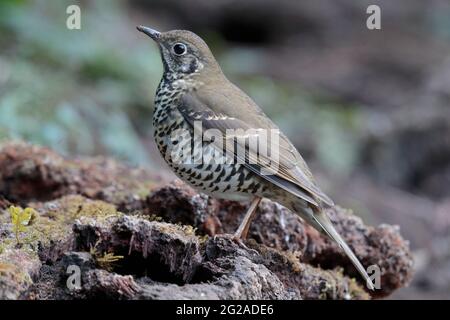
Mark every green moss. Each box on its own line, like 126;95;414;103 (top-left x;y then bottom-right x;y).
134;213;163;223
180;225;197;237
198;234;209;244
318;274;337;299
89;240;124;272
348;277;370;300
0;239;13;254
156;222;199;239
53;195;120;222
0;195;122;255
93;251;124;272
283;251;303;273
22;215;69;249
246;239;303;273
134;186;154;200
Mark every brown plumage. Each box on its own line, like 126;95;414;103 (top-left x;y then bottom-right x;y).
137;26;375;290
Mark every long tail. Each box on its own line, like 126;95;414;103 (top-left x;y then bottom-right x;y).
312;209;375;291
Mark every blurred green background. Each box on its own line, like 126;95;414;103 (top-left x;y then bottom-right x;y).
1;0;450;299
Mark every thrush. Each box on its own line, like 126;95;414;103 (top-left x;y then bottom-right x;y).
137;25;375;290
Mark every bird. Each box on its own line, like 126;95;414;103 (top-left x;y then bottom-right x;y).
137;25;375;291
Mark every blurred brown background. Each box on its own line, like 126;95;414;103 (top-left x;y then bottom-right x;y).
1;0;449;299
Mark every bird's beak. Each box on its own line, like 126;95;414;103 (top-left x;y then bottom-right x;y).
136;25;161;41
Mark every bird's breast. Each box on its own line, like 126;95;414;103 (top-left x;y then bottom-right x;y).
152;76;272;201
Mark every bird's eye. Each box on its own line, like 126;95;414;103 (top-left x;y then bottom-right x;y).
172;43;187;55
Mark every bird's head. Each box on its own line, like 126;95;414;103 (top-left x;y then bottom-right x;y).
137;26;220;78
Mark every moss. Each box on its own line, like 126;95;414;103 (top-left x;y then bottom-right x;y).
95;252;124;272
180;224;197;237
134;213;163;222
152;221;196;240
283;251;302;273
51;195;120;222
0;239;13;254
247;239;303;274
198;234;209;244
22;216;69;249
317;273;338;299
0;250;37;287
135;186;153;200
0;195;123;256
89;240;124;272
348;277;370;300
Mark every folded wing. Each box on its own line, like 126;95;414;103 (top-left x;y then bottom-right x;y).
177;84;334;207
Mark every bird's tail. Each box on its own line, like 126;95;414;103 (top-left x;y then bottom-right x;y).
312;209;375;291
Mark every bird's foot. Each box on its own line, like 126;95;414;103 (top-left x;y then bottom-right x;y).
213;233;259;256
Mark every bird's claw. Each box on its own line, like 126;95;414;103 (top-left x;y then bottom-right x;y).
212;233;259;255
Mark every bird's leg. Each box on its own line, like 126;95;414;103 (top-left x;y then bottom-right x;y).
232;196;262;240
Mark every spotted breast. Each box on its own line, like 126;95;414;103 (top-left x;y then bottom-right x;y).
153;75;268;201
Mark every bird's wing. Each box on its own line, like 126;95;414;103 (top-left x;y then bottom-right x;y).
176;84;334;207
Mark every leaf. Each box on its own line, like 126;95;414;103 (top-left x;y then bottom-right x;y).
8;205;37;242
8;206;22;225
21;207;36;226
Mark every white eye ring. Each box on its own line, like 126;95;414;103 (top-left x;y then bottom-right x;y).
172;43;187;55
